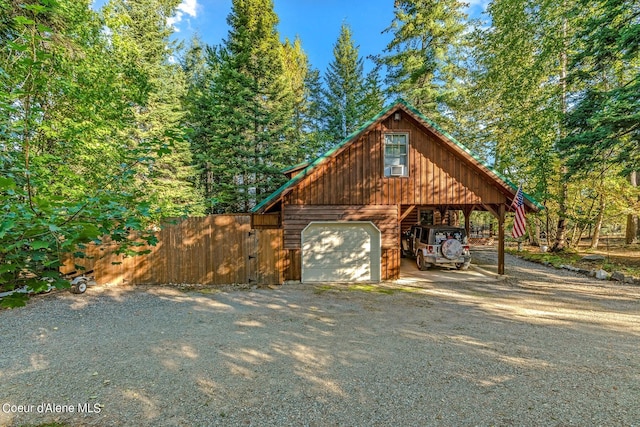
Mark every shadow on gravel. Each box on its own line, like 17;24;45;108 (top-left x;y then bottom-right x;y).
1;269;640;426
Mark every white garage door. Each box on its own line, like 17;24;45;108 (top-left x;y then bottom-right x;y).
301;222;381;283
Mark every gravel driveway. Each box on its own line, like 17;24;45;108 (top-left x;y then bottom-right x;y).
1;251;639;426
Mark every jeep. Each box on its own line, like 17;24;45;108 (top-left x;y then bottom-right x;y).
401;225;471;270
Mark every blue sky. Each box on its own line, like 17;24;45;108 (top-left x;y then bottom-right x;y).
93;0;489;74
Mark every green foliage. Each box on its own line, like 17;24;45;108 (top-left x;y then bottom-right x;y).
322;23;370;147
508;249;582;268
308;23;386;154
103;0;205;217
184;0;302;213
0;0;188;307
559;0;640;176
379;0;470;126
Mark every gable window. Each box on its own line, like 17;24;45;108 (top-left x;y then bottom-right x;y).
384;133;409;177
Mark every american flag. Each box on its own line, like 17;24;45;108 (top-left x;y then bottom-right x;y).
511;186;526;238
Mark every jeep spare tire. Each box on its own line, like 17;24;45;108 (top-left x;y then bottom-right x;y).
441;238;463;260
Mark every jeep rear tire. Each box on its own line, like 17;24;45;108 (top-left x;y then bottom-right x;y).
441;239;463;260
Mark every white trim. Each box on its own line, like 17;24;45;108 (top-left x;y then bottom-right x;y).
383;132;409;177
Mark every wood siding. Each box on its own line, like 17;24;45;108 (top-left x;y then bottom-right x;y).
283;114;507;208
64;215;285;286
282;205;398;250
282;205;400;280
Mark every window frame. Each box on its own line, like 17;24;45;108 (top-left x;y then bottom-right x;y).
383;132;409;177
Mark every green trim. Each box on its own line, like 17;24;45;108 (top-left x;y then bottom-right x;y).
253;99;544;213
281;161;309;174
395;99;544;211
253;103;399;213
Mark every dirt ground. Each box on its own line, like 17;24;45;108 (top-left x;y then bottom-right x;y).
1;251;639;426
575;238;640;270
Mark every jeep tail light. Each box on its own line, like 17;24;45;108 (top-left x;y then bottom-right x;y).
427;245;434;254
463;245;470;253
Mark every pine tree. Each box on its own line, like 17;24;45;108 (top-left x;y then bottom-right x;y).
302;67;330;158
281;37;313;163
182;38;222;212
361;66;386;122
559;0;639;174
203;0;296;213
379;0;469;124
322;23;370;149
102;0;204;217
559;0;640;244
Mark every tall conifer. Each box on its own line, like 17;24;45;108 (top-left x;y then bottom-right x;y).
204;0;295;212
103;0;204;216
322;23;383;150
380;0;469;124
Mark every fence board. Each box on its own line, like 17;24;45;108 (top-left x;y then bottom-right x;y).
64;215;284;286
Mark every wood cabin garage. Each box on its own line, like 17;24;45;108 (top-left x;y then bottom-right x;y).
252;99;541;283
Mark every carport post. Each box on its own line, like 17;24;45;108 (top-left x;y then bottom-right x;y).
498;204;505;275
463;206;473;238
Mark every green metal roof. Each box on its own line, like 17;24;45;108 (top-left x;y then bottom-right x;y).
252;99;543;213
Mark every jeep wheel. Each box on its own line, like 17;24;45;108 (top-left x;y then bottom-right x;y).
417;253;431;271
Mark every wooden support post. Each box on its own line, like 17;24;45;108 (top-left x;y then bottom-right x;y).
399;205;416;222
463;206;473;239
498;204;505;275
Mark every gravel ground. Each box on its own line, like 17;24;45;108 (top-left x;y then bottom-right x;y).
1;250;639;427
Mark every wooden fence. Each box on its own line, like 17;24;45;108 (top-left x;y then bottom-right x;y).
65;215;285;286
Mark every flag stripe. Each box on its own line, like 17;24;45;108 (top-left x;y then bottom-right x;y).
511;186;526;238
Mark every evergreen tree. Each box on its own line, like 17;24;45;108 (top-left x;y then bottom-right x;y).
182;38;222;212
281;37;312;162
322;23;371;149
559;0;639;175
302;67;330;158
203;0;296;213
102;0;204;217
379;0;469;124
558;0;640;244
361;66;386;122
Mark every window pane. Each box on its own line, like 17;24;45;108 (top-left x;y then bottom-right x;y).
383;133;408;176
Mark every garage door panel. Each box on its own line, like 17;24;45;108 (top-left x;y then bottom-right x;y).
304;266;371;282
302;222;381;283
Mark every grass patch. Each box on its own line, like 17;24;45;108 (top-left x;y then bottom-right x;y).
314;284;423;295
507;249;582;268
313;285;335;294
348;284;395;294
509;247;640;278
604;262;640;278
21;423;70;427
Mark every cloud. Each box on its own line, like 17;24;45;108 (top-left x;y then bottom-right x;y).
167;0;199;31
177;0;198;17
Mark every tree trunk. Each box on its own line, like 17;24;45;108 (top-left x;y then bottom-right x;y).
591;193;606;249
552;10;569;253
553;171;569;252
529;218;540;246
626;171;638;244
